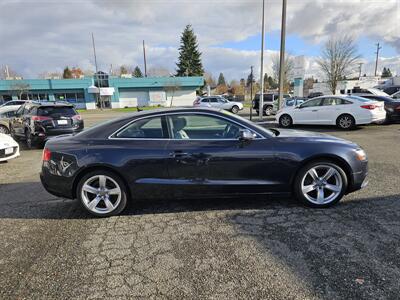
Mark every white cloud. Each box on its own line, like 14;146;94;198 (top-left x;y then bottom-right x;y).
0;0;398;79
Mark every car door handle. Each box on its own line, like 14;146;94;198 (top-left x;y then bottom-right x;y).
169;151;190;158
312;110;318;112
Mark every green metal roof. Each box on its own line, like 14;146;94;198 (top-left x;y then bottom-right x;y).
0;76;204;91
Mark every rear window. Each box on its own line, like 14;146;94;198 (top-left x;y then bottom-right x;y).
38;106;76;117
348;96;376;103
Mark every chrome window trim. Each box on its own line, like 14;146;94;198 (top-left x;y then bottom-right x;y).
108;111;266;141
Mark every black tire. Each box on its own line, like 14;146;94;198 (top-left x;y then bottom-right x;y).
264;105;273;116
294;160;348;208
336;114;355;130
279;114;293;128
231;105;239;114
10;126;18;141
0;125;9;135
76;170;128;217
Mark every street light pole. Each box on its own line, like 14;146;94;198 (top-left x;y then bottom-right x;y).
278;0;287;110
250;65;254;120
259;0;266;120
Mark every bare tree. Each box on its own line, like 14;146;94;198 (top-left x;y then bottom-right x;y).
11;82;31;99
317;36;360;94
0;65;19;79
271;53;294;92
147;67;171;77
164;77;181;107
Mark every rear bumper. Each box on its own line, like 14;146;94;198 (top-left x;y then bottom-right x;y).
40;169;74;199
33;128;83;142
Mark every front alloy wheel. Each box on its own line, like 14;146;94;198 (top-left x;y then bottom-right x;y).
231;105;239;114
295;162;347;207
0;125;9;134
264;106;273;116
78;171;128;217
279;114;293;128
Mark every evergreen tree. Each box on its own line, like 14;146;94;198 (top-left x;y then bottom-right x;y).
217;73;226;86
133;66;143;78
246;72;255;87
63;67;72;79
120;66;128;75
382;67;392;78
176;25;204;76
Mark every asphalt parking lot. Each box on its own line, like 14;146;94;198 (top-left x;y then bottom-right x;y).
1;110;400;299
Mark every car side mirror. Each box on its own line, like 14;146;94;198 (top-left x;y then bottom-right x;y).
239;129;255;141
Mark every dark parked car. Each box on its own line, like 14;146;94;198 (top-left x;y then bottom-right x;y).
40;108;368;217
252;93;291;116
358;95;400;123
10;101;84;148
382;85;400;96
308;92;324;98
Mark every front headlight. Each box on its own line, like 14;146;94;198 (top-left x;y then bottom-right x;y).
355;149;367;161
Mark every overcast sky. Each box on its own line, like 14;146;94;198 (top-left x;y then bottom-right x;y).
0;0;399;81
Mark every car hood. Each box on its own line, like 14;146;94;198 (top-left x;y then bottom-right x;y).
0;133;18;148
274;129;356;145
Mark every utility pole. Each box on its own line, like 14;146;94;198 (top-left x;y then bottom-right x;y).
250;66;254;120
278;0;287;110
143;40;148;77
358;62;363;79
259;0;265;120
91;33;102;109
374;42;381;77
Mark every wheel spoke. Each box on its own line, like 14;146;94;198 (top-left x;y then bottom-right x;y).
317;188;325;203
104;198;114;210
308;168;319;181
83;184;98;195
108;187;120;195
88;196;101;210
325;184;341;193
322;168;335;181
98;175;106;188
302;184;316;194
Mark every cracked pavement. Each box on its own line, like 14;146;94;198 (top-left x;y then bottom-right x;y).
0;111;399;299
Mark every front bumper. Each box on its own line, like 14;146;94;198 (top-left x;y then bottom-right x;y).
347;160;368;193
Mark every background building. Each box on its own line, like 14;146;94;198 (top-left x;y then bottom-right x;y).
0;74;204;109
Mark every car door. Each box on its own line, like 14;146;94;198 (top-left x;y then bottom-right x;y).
293;98;323;124
11;104;26;137
209;97;221;108
165;112;277;197
107;115;172;199
318;97;351;125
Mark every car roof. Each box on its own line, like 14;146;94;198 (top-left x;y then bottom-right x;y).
25;100;74;107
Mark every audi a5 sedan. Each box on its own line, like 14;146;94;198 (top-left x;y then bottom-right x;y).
40;108;368;217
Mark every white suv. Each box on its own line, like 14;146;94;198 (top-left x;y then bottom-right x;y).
193;96;243;114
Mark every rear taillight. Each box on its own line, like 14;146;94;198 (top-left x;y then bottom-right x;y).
72;115;82;120
396;105;400;111
360;104;378;110
42;148;51;162
32;116;52;121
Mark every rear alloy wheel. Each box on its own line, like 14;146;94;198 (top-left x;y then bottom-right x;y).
0;125;9;134
264;106;273;116
77;171;128;217
337;114;355;130
294;162;347;208
279;114;293;128
231;105;239;114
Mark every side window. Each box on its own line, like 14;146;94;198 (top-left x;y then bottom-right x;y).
168;114;245;140
201;98;209;103
15;105;24;116
29;107;37;115
114;116;165;139
300;99;322;108
23;106;30;115
209;98;219;103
